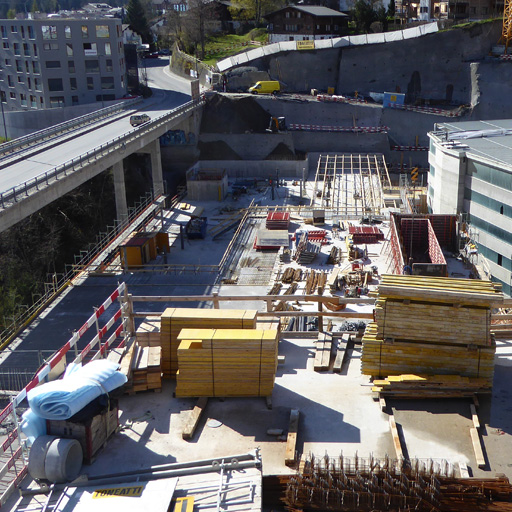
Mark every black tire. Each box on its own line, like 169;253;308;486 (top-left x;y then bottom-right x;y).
272;90;278;95
252;91;257;94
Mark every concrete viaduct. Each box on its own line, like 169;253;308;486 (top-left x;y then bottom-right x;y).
0;99;203;233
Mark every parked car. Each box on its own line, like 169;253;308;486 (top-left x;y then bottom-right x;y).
158;49;170;55
144;52;159;59
129;113;151;126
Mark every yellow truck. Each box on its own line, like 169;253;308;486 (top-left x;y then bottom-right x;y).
248;81;280;95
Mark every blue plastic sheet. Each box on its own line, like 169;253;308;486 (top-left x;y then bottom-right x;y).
27;360;127;420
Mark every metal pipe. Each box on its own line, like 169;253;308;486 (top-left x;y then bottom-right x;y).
56;459;260;490
84;451;259;482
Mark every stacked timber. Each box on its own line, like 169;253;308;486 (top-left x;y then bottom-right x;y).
266;211;290;230
130;345;162;393
372;374;492;399
175;328;279;397
136;319;161;347
160;308;257;378
361;275;503;389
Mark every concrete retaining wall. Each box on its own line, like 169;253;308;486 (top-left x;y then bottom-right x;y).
196;159;303;178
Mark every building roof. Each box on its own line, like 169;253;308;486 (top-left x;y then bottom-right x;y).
266;4;348;18
433;119;512;171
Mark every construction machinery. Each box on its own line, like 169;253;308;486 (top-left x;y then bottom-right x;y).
267;116;286;133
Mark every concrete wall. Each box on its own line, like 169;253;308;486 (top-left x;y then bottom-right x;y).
199;133;295;160
2;101;119;139
197;159;303;178
225;21;502;105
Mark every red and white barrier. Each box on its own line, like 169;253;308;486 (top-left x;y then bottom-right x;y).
289;123;388;133
388;102;462;117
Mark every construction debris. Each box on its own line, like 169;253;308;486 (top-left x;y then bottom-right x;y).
294;232;321;264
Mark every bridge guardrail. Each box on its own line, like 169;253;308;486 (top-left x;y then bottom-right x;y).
0;96;143;160
0;99;204;210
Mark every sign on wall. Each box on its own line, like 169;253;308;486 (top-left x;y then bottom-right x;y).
296;40;315;50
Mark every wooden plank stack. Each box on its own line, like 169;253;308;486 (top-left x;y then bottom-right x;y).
130;345;162;393
160;308;257;378
362;275;503;390
136;318;161;347
372;374;492;399
313;332;332;371
175;328;279;397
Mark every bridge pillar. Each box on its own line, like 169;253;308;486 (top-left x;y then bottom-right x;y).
113;160;128;223
148;139;164;196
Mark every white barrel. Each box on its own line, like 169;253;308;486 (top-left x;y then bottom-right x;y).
44;438;83;483
28;435;58;480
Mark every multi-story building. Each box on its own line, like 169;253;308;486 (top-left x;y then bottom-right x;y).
0;15;126;111
265;5;348;43
428;119;512;295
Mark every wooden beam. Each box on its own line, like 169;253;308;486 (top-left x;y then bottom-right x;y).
285;409;300;467
389;411;404;460
470;427;485;468
182;397;208;440
470;403;480;430
459;461;470;478
333;333;350;373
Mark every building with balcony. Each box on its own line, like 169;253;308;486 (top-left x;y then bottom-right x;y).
428;119;512;295
0;15;126;111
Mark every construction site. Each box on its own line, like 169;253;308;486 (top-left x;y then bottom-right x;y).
1;145;512;512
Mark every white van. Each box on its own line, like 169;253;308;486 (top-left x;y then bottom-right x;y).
130;114;151;126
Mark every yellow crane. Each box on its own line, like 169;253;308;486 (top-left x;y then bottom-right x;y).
500;0;512;53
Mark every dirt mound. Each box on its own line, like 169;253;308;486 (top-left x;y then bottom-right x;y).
198;140;242;160
265;142;297;160
200;94;270;134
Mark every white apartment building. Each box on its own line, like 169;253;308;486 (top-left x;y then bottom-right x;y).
428;119;512;295
0;16;127;110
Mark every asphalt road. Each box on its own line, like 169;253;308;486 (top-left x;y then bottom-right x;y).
0;59;192;196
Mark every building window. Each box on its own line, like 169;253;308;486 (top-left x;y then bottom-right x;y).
101;76;114;89
96;25;110;38
43;43;59;50
286;11;290;17
498;254;503;266
326;25;330;31
20;93;27;107
68;60;75;73
20;26;24;38
85;60;99;73
33;44;38;56
4;59;10;67
23;43;29;56
500;205;504;215
104;42;111;55
7;75;13;87
42;25;57;40
83;42;97;56
82;25;88;38
32;61;40;73
105;58;113;72
1;26;6;38
49;96;65;107
72;95;78;105
70;77;77;90
482;6;488;13
17;75;23;83
16;60;22;72
2;42;8;49
316;24;320;29
30;95;37;108
0;91;5;103
87;76;94;90
11;26;17;33
45;60;61;69
34;78;41;90
13;43;20;56
66;43;73;56
25;61;29;73
28;25;34;39
297;11;301;17
48;78;63;91
27;76;31;89
10;92;15;99
65;25;71;38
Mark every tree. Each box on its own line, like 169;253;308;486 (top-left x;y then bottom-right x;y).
387;0;395;17
30;0;38;12
6;8;16;18
183;0;217;59
125;0;152;44
352;0;378;33
229;0;283;24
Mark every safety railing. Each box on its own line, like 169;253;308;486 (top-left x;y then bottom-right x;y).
0;97;142;160
0;99;204;210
